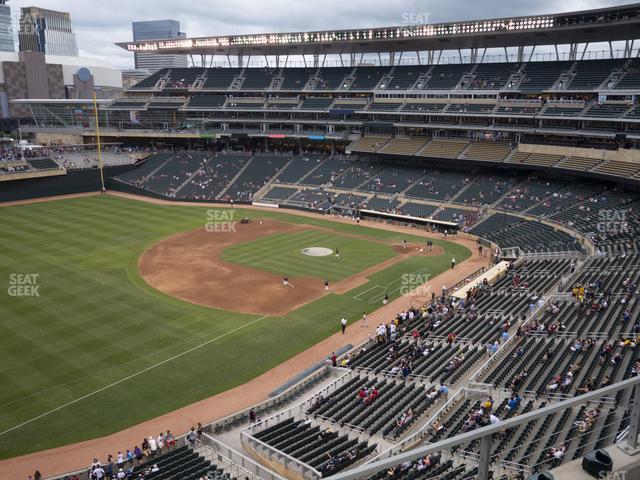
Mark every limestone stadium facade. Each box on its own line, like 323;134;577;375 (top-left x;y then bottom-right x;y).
2;4;640;480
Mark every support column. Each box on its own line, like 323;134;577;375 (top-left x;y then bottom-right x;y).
624;40;634;59
478;435;492;480
580;43;590;61
470;48;478;64
627;384;640;450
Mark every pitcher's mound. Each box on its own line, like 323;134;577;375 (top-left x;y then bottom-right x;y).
301;247;333;257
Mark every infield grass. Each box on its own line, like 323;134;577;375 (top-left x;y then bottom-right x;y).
221;230;397;282
0;195;470;459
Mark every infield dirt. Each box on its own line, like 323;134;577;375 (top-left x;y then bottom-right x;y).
138;219;443;315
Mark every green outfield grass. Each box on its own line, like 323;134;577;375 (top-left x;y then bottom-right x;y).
221;230;397;282
0;195;470;460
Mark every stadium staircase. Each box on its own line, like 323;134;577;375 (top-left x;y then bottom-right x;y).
171;156;213;197
216;155;256;199
253;156;296;200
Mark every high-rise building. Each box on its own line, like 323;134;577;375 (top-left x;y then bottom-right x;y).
18;6;79;57
0;1;13;52
132;20;188;72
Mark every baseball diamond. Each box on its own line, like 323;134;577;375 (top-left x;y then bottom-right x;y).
2;3;640;480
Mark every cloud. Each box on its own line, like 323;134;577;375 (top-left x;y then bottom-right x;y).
6;0;626;69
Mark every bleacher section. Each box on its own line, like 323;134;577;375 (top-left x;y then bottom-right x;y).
221;154;290;202
496;178;567;212
556;156;603;172
519;61;572;92
274;154;325;184
131;69;166;89
114;153;172;188
405;170;468;201
506;152;563;167
252;418;376;476
417;140;469;159
348;137;390;153
565;59;624;90
241;68;277;89
468;63;519;90
351;67;387;89
316;67;353;90
470;215;582;253
202;68;241;89
141;152;207;196
177;154;250;200
455;175;517;206
424;64;469;89
385;65;430;90
164;68;204;89
461;141;512;162
187;95;227;108
261;186;297;202
280;68;315;90
26;158;60;170
357;165;424;195
378;137;428;156
123;445;222;480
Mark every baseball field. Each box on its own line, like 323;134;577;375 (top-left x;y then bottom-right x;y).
0;194;470;460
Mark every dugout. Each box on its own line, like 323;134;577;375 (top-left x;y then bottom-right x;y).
358;208;459;234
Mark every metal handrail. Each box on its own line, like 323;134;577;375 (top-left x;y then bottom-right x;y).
326;376;640;480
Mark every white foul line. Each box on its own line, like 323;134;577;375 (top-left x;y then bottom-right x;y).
0;314;270;437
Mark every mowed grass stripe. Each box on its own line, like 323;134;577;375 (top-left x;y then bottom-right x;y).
0;195;470;458
221;230;396;282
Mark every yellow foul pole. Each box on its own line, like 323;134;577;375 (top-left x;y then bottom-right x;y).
92;91;105;192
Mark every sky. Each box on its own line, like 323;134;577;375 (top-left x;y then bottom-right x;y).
7;0;629;69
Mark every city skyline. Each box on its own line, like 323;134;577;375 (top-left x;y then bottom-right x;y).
2;0;628;69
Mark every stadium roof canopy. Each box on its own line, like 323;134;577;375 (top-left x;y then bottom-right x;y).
116;3;640;57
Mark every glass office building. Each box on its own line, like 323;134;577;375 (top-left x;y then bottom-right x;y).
19;6;79;57
132;20;188;73
0;1;14;52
